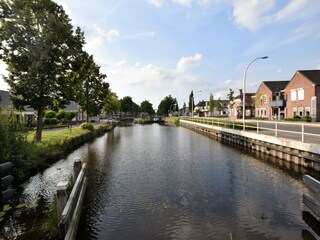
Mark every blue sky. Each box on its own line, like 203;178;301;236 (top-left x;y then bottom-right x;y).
1;0;320;109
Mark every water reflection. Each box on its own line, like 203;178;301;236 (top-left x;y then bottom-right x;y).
1;124;318;239
77;125;315;240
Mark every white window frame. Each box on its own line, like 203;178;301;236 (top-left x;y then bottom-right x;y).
297;88;304;100
305;107;310;116
290;89;296;101
298;107;304;117
292;108;297;117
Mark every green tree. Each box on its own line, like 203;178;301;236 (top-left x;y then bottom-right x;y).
103;91;120;115
209;93;215;115
74;53;108;122
183;102;186;115
188;91;194;115
120;96;140;113
65;111;76;121
227;88;235;110
140;100;155;115
56;110;66;122
157;95;178;116
0;0;85;141
216;97;223;114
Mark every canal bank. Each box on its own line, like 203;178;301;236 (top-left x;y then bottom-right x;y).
0;122;118;239
180;119;320;173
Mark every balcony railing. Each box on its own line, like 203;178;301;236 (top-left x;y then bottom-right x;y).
269;99;286;107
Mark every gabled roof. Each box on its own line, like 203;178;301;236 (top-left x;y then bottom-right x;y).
234;93;255;100
196;100;206;107
0;90;78;112
64;101;78;111
298;70;320;85
263;81;289;92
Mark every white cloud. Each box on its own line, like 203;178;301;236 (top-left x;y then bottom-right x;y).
232;0;274;31
232;0;313;31
148;0;165;7
272;0;308;22
103;29;120;42
176;53;203;73
104;59;202;106
147;0;224;8
122;31;157;40
173;0;192;6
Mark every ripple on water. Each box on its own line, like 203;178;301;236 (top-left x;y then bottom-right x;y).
76;125;313;240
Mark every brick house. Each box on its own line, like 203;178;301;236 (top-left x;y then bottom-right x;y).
284;70;320;121
255;81;289;120
229;90;255;120
0;89;36;125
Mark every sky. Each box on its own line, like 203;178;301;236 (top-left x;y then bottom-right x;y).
1;0;320;109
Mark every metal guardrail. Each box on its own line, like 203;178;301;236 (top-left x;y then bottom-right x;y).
182;117;320;144
302;175;320;238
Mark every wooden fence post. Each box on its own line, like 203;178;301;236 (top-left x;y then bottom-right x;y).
73;158;82;182
57;181;69;225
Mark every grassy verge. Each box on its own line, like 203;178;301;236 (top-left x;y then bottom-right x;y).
14;123;116;182
164;117;180;126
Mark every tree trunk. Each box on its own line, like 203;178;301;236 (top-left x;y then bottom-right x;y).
36;106;44;142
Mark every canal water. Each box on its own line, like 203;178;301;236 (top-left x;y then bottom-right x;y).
0;124;316;239
76;124;314;240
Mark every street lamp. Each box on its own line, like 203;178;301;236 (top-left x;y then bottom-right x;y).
192;90;202;117
242;56;268;123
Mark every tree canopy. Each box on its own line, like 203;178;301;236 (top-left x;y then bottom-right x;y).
120;96;140;113
157;95;178;116
140;100;155;115
188;91;194;114
0;0;108;140
103;90;120;115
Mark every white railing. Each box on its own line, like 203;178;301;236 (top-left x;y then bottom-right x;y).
182;117;320;144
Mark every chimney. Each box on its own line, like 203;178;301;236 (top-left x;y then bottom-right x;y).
239;89;243;95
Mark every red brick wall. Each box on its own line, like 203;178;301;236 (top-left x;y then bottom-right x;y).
285;72;316;120
255;82;272;118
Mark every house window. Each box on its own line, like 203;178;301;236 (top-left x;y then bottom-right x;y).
298;107;304;117
297;88;304;100
259;95;267;104
305;107;310;117
292;108;297;117
290;90;296;101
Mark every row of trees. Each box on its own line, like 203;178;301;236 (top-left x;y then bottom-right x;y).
156;88;235;117
0;0;109;141
103;94;155;116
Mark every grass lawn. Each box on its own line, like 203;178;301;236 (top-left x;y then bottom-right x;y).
13;123;114;181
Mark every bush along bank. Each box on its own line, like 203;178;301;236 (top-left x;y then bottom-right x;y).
14;122;117;183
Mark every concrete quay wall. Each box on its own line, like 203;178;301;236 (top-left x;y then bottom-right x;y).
180;120;320;172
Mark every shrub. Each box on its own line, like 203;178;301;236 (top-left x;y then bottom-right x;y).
65;111;76;121
43;118;51;125
80;122;94;131
49;118;58;125
56;110;65;120
44;110;57;119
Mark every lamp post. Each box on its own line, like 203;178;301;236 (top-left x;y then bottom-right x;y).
192;90;202;117
242;56;268;124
